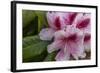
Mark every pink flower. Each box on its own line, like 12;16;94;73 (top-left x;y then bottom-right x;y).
61;13;91;52
47;26;86;60
39;12;91;61
72;13;91;52
39;12;77;41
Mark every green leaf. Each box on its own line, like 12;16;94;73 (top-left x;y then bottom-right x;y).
44;52;57;61
22;10;36;28
22;10;48;37
23;35;51;62
35;11;48;32
23;16;38;37
23;35;41;48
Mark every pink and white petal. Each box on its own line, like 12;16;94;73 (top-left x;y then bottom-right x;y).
83;24;91;35
54;30;66;40
57;13;69;29
59;12;77;29
60;25;76;38
54;16;61;30
53;12;67;28
70;29;86;59
76;18;90;29
66;32;85;59
76;42;86;58
76;29;84;37
72;13;84;27
71;42;85;59
55;50;70;61
66;41;83;59
47;12;57;29
75;34;85;58
39;28;55;40
59;12;71;25
72;13;90;30
72;30;88;58
47;40;63;53
54;26;79;41
82;14;91;34
81;13;90;29
64;25;83;38
63;13;77;25
67;13;77;25
47;12;61;29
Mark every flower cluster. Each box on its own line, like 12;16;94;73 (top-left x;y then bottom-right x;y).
39;11;91;61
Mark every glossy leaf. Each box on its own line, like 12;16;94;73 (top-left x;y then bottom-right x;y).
44;51;57;61
23;35;41;48
23;16;38;37
35;11;48;32
22;10;36;28
23;35;50;62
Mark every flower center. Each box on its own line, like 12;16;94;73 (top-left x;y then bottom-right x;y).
67;34;77;41
62;34;77;43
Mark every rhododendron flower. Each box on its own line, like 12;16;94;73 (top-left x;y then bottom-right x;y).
72;13;91;52
39;11;91;61
61;13;91;52
47;26;86;60
39;12;77;41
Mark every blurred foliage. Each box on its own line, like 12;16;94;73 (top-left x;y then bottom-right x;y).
23;35;41;48
22;10;48;37
35;11;48;32
44;51;57;61
23;36;50;62
22;10;56;63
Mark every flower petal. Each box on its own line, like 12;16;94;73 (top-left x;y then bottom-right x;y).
54;25;85;60
71;35;85;59
67;13;77;25
72;13;90;29
39;28;55;40
64;28;85;59
47;40;64;53
58;12;77;29
72;13;84;26
64;25;83;38
55;50;70;61
76;18;90;29
47;12;62;30
54;30;66;40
